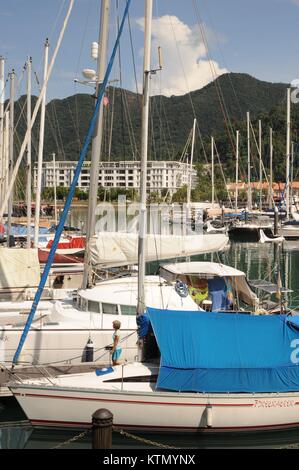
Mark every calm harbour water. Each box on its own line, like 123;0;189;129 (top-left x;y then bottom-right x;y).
2;208;299;449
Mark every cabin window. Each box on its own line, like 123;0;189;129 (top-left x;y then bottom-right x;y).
77;296;87;311
120;305;136;316
88;300;100;313
102;302;118;315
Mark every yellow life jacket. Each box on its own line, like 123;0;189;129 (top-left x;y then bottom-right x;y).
189;286;209;303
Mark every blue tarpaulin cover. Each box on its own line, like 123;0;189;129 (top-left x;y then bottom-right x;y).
146;308;299;393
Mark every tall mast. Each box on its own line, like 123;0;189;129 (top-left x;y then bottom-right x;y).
211;135;215;205
137;0;153;317
3;111;9;216
82;0;110;289
0;57;4;212
247;111;252;210
259;119;262;212
286;87;291;219
291;141;294;208
34;39;49;247
235;130;239;212
53;152;58;225
26;57;32;248
187;118;196;206
7;70;15;246
269;127;273;209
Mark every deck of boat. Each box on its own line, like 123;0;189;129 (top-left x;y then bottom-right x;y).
0;362;110;397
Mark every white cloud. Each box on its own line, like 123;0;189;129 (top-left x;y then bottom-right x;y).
136;15;228;96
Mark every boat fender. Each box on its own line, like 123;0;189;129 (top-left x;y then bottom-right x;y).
83;338;94;362
206;405;213;428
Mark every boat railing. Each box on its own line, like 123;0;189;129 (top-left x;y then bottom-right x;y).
1;361;56;386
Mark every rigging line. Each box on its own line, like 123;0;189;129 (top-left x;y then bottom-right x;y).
149;100;157;161
192;0;236;155
127;11;140;99
213;139;233;208
49;100;67;159
73;0;94;153
249;119;276;207
116;0;126;161
0;0;75;222
150;94;173;161
108;86;116;161
31;63;68;161
167;15;208;165
12;0;132;366
159;95;176;160
121;86;139;158
199;0;244;120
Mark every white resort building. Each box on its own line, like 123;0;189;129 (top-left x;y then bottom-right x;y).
34;160;198;195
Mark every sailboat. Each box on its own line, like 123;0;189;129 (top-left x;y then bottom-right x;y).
8;310;299;432
8;0;299;434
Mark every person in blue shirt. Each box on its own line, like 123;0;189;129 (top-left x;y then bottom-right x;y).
112;320;122;365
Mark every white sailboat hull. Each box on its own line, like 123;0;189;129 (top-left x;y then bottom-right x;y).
9;364;299;433
10;382;299;433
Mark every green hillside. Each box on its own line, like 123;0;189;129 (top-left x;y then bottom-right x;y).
12;72;297;182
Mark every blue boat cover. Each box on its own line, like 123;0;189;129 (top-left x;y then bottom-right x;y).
146;308;299;393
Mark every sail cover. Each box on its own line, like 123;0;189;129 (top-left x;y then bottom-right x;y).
89;232;229;267
0;248;40;288
147;307;299;393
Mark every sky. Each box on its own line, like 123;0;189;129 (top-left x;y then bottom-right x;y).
1;0;299;101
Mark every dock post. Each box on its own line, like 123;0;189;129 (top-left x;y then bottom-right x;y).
92;408;113;449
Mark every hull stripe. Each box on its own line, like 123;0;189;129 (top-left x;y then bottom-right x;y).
14;392;254;407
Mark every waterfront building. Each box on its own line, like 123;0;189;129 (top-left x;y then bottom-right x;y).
34;160;198;196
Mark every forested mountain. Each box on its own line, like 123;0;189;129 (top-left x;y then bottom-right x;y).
12;72;297;181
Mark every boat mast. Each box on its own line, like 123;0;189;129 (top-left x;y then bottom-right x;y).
3;111;9;216
235;130;239;212
34;39;49;247
291;141;294;209
247;111;252;211
0;57;4;213
82;0;110;290
269;127;273;209
259;120;262;212
26;57;32;248
286;87;291;220
137;0;153;317
7;70;15;247
52;152;58;225
211;135;215;206
187;118;196;207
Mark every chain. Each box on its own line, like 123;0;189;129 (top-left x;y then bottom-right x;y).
113;427;179;449
51;429;90;449
279;443;299;449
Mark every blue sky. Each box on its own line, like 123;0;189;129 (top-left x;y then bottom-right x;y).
1;0;299;101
